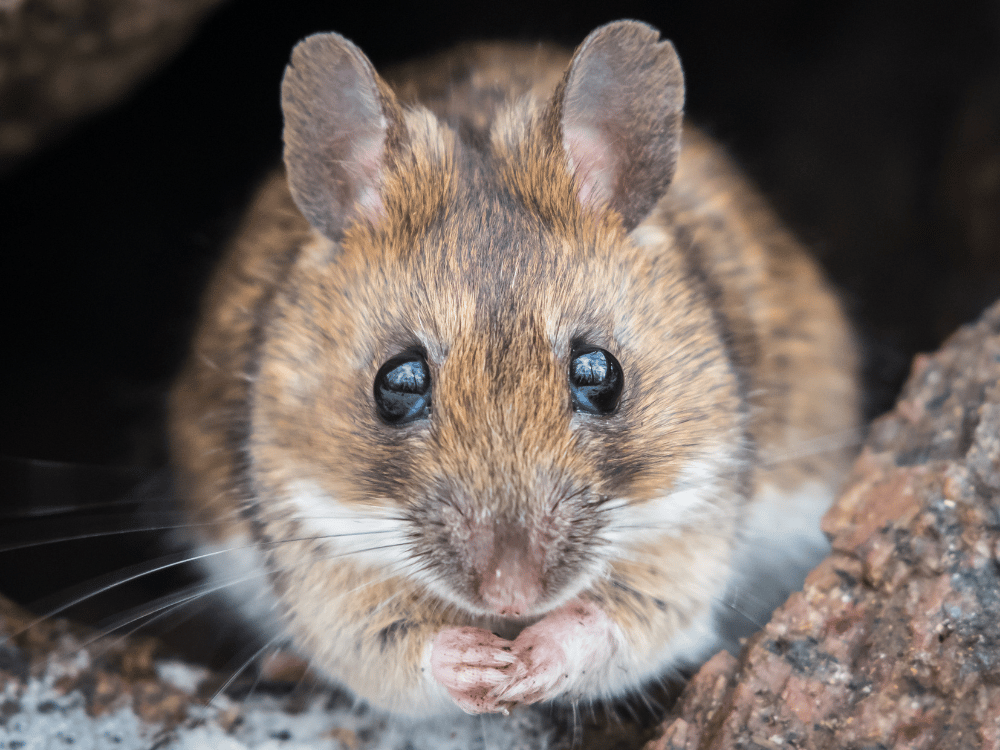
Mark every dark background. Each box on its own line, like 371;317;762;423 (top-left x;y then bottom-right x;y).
1;0;998;635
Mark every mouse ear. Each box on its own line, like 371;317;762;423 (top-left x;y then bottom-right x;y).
281;33;406;240
553;21;684;231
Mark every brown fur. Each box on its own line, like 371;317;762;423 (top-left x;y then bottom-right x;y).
169;21;859;713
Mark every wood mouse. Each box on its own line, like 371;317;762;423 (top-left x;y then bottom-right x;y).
168;20;860;716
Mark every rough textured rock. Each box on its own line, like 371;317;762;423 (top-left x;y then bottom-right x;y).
0;0;226;171
646;298;1000;750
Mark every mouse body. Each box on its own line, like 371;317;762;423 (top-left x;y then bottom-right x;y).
169;21;859;715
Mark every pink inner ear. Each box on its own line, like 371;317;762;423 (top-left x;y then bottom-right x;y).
347;127;387;224
563;123;616;210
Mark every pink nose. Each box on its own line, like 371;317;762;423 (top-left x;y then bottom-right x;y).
468;521;545;617
478;553;544;617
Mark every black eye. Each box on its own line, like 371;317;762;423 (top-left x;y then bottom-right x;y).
569;347;623;415
374;353;431;425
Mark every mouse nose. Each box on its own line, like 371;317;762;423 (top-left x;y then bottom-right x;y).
468;520;545;617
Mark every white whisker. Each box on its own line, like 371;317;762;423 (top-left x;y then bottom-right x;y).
0;519;225;554
760;427;865;468
85;584;219;655
5;533;394;644
207;633;287;706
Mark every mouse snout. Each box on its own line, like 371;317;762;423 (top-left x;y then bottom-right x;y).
465;520;546;617
423;475;604;619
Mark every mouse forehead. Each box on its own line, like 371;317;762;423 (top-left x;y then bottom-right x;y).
339;170;630;352
329;130;650;348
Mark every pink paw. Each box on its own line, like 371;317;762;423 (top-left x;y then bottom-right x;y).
430;627;520;714
493;625;570;705
431;601;615;714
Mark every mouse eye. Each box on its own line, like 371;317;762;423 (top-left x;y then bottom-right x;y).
569;347;623;415
374;353;431;425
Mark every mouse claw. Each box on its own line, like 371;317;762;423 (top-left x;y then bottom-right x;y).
431;626;523;714
493;598;615;706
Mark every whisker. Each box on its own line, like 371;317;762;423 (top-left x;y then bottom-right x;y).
366;588;410;618
3;516;407;556
634;681;659;717
759;427;865;468
0;455;143;472
92;546;416;654
602;523;677;532
594;427;864;524
12;532;399;656
603;553;772;631
256;508;411;526
236;648;276;705
570;699;582;748
84;582;220;654
4;535;359;644
714;590;768;631
0;519;225;554
87;557;283;648
302;541;412;556
479;713;491;750
207;632;286;706
288;526;402;538
339;564;412;600
0;456;160;519
4;549;231;646
0;498;145;520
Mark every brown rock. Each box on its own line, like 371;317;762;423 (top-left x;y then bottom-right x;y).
0;0;226;171
646;299;1000;750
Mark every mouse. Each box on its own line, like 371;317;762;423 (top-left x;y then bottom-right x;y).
168;19;860;716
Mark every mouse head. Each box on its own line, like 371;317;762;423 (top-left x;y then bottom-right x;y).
248;21;746;620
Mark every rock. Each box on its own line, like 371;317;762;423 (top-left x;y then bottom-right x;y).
646;299;1000;750
0;0;226;171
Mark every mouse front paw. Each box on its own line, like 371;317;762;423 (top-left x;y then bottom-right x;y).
496;599;615;705
490;628;570;705
430;626;521;714
431;601;618;713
